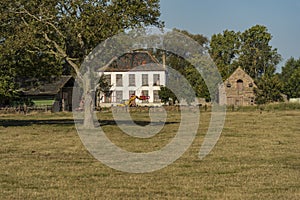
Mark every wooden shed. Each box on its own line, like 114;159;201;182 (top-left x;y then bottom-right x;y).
21;76;74;111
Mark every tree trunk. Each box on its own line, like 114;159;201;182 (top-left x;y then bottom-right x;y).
83;93;94;128
83;71;95;129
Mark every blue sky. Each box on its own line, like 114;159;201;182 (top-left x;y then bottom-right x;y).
160;0;300;71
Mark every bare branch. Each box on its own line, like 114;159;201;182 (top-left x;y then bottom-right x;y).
43;32;83;81
98;56;118;72
21;7;41;22
20;17;29;26
25;49;58;57
21;7;65;39
45;21;65;39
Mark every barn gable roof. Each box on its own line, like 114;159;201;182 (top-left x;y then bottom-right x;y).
225;66;256;87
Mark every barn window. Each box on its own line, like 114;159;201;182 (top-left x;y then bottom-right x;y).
237;79;243;91
250;97;254;105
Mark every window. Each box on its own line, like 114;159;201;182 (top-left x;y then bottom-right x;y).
104;96;111;103
153;90;160;103
237;79;243;91
142;74;148;86
129;90;135;98
116;91;123;103
116;74;123;86
141;90;149;103
104;74;111;85
153;74;160;86
129;74;135;86
249;83;253;87
250;97;254;105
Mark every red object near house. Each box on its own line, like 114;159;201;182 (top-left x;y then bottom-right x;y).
139;95;150;100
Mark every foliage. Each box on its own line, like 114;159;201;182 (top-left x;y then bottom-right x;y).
238;25;281;79
1;0;163;67
158;29;210;101
254;75;283;104
0;0;163;105
210;25;283;104
96;74;112;98
0;75;18;105
209;25;281;80
0;46;18;105
185;66;210;101
173;28;209;47
158;86;177;105
0;1;63;86
280;57;300;99
209;30;240;79
1;0;162;127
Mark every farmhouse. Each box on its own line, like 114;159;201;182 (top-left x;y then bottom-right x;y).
218;67;257;106
97;51;166;107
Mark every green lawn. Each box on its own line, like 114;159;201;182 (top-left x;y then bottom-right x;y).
0;109;299;199
32;99;55;106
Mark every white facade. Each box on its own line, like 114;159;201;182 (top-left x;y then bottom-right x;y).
98;70;166;106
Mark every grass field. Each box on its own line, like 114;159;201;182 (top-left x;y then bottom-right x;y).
0;109;299;199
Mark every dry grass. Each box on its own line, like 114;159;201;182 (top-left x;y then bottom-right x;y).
0;109;299;199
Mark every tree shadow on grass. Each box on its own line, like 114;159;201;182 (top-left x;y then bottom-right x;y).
99;120;179;127
0;119;76;127
0;119;179;127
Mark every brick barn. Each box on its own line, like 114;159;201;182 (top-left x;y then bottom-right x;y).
218;67;257;106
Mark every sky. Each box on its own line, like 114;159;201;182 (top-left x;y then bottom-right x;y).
159;0;300;72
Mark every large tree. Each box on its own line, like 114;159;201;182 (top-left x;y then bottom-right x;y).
254;75;283;104
280;57;300;99
209;30;240;79
209;25;281;80
238;25;281;79
162;29;210;100
1;0;162;127
0;44;18;105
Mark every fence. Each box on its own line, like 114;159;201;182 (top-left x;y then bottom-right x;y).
0;105;53;114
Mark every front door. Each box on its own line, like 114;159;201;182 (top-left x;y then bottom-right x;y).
235;96;243;106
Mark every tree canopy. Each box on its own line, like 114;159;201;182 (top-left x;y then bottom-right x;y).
254;75;283;104
161;29;210;101
1;0;163;127
280;57;300;99
209;30;240;79
0;0;163;90
209;25;281;80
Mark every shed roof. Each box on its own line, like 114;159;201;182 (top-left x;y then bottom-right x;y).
21;76;73;96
